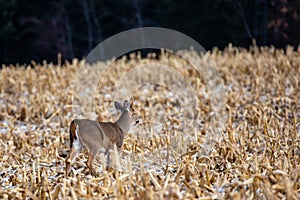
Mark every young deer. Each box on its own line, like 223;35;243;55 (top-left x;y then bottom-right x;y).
65;100;138;176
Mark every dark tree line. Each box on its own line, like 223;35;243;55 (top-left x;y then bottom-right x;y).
1;0;299;65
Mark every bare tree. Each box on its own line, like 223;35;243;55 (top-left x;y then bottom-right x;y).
80;0;93;51
254;0;268;45
90;0;102;43
224;0;253;40
133;0;144;27
62;0;74;58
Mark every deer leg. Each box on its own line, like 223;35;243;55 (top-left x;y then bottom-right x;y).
105;148;114;171
83;153;97;176
106;149;110;170
65;147;79;177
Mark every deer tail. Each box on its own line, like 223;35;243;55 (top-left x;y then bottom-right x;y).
69;120;77;148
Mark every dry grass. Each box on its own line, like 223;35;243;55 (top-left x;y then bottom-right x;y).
1;46;300;199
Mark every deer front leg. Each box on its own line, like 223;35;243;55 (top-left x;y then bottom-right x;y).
105;146;115;171
106;149;111;171
65;147;79;177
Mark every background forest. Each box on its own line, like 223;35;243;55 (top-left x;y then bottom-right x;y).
1;0;300;65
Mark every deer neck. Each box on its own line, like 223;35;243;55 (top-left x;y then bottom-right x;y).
115;111;130;133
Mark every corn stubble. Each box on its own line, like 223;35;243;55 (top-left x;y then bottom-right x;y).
0;46;300;199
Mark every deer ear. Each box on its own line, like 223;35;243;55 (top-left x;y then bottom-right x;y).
130;96;134;104
114;101;123;110
123;100;130;110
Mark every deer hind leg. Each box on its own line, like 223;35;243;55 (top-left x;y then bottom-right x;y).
65;147;79;177
83;152;97;176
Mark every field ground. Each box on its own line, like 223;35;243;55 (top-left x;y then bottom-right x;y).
1;46;300;199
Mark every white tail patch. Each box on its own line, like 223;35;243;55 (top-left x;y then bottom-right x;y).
73;124;82;150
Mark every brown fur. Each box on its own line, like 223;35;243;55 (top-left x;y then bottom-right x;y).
69;120;77;148
99;122;124;148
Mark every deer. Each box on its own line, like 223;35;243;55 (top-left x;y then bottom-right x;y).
65;100;138;176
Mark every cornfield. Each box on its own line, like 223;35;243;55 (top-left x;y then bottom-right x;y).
1;45;300;199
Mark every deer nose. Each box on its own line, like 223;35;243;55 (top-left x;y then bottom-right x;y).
135;119;139;125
